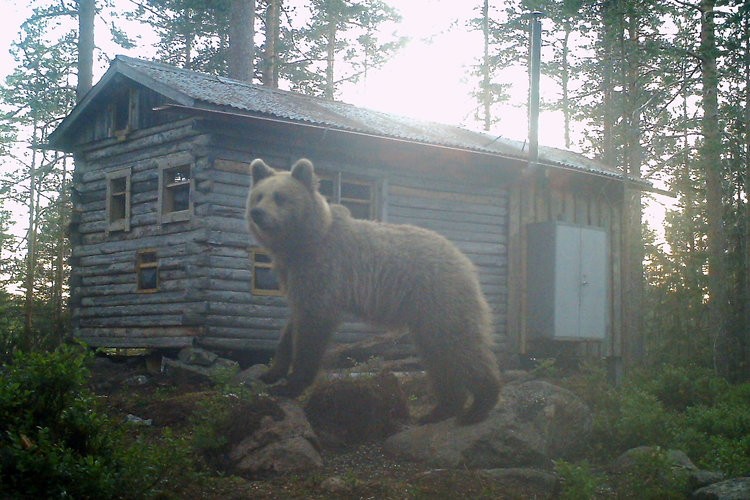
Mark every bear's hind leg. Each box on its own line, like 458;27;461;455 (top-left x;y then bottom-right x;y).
415;346;468;424
456;349;501;425
457;373;500;425
418;395;466;424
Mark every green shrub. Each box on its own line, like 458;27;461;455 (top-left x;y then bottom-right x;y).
0;345;122;497
0;345;202;498
589;386;676;460
680;400;750;476
554;460;603;500
612;447;689;499
635;364;728;411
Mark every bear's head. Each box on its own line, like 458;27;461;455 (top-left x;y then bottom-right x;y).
246;158;332;252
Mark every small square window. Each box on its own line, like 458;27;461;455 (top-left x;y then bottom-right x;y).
251;247;282;296
136;250;158;292
160;164;192;223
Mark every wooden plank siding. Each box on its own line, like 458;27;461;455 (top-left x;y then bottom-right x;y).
506;170;624;361
387;182;509;353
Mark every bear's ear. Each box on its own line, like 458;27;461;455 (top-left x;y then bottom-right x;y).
291;158;317;192
251;159;275;184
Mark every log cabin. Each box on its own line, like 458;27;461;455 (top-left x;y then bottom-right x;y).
48;55;647;369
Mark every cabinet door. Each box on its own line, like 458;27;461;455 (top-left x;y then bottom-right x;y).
576;226;608;340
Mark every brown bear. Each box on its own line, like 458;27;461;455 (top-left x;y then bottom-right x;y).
246;158;501;425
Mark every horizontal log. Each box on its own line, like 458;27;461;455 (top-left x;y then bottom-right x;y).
208;255;252;271
81;123;203;163
208;302;289;318
197;337;278;352
205;286;283;305
79;289;192;306
202;323;282;338
388;195;505;218
79;315;185;328
75;301;208;318
77;326;201;338
76;335;195;349
389;175;509;197
74;230;206;258
214;158;251;175
205;316;286;331
390;184;503;206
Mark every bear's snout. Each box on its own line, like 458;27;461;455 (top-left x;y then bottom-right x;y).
250;207;271;228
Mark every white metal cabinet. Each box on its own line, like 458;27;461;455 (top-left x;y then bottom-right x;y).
526;221;609;341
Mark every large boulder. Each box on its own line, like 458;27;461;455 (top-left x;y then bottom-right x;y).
692;478;750;499
384;380;591;469
611;446;724;492
229;398;323;475
304;372;410;447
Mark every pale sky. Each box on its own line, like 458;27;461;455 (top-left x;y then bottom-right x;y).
0;0;567;148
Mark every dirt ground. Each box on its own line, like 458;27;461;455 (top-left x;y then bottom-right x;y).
89;354;546;499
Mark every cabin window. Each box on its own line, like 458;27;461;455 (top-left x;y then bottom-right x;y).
136;250;159;292
109;88;137;139
159;164;193;223
318;172;377;220
251;247;282;296
105;168;131;233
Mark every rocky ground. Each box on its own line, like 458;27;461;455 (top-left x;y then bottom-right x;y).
89;352;538;499
88;349;746;499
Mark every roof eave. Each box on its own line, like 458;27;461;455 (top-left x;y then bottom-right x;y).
47;56;197;150
158;102;646;186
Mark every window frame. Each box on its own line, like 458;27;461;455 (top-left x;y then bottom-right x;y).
108;87;138;140
250;247;283;296
158;163;194;224
317;171;379;220
136;249;159;293
105;167;131;234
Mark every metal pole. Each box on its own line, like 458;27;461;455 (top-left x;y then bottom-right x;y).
528;11;544;171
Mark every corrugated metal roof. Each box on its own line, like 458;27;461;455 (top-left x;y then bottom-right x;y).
54;55;644;184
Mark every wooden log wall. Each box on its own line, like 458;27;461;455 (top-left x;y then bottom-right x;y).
70;118;209;348
506;169;625;361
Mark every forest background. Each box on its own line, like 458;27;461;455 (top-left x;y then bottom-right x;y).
0;0;748;383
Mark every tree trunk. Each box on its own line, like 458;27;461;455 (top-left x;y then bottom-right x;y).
53;157;69;343
561;27;571;149
23;115;39;350
262;0;280;87
481;0;491;131
76;0;95;101
700;0;733;379
229;0;255;82
744;11;750;381
623;6;644;367
325;9;337;100
600;0;617;167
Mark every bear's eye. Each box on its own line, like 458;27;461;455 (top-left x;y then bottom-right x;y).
255;193;264;203
273;192;287;205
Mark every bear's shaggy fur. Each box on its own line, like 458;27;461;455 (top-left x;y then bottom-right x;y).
246;158;501;424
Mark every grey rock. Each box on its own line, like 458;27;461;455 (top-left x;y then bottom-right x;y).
230;399;322;475
692;477;750;499
385;380;591;469
177;346;218;366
